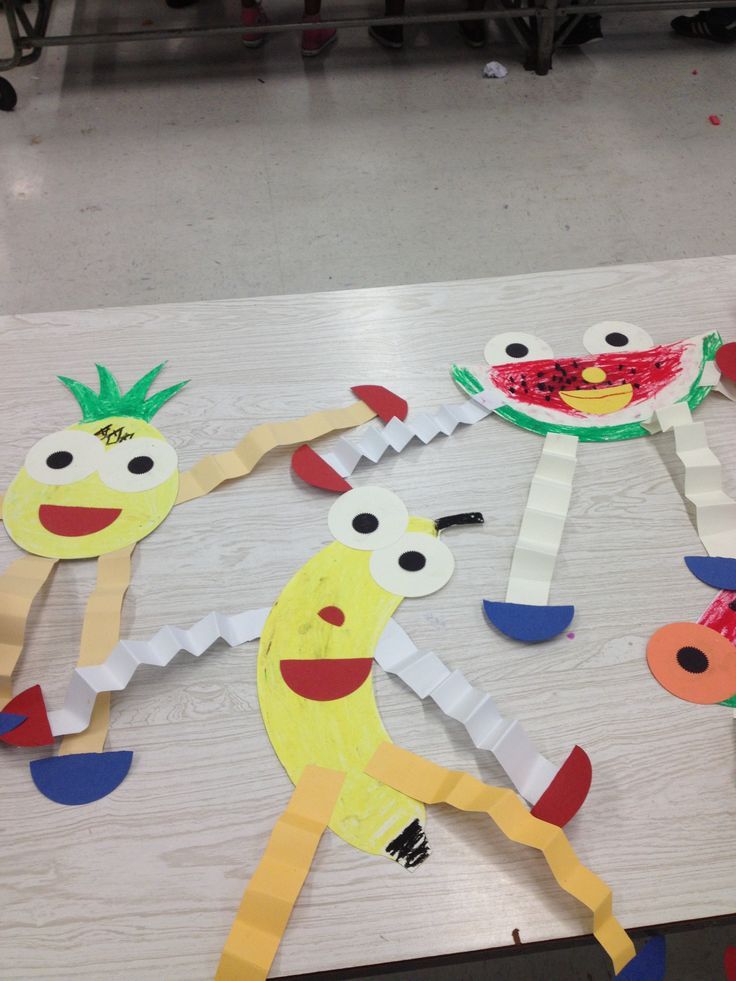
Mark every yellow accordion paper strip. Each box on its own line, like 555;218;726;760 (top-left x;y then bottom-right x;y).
365;742;636;976
176;400;376;504
216;765;345;981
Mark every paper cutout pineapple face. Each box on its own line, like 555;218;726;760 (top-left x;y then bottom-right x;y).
3;364;185;559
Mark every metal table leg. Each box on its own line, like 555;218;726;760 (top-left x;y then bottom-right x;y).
534;0;559;74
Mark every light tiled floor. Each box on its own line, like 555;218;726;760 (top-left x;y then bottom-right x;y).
1;0;736;315
1;3;736;977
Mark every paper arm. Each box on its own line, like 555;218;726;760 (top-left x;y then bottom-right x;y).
45;607;271;739
175;386;406;505
292;396;495;490
645;401;736;559
374;619;591;827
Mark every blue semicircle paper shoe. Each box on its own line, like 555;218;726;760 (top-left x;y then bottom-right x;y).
483;600;575;643
684;556;736;590
30;751;133;805
616;935;665;979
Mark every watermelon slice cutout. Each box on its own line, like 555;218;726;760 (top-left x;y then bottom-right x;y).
453;332;721;442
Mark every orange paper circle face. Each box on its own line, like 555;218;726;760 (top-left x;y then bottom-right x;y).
647;622;736;704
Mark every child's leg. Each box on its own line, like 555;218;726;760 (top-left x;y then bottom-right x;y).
216;766;345;981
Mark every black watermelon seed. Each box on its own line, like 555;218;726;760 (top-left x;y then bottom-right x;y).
729;599;736;612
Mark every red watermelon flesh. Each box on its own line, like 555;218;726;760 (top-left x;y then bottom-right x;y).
488;341;685;415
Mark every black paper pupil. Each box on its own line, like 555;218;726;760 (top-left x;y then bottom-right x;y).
46;451;73;470
605;332;629;347
399;550;426;572
352;512;379;534
128;456;154;475
676;646;708;674
505;343;529;359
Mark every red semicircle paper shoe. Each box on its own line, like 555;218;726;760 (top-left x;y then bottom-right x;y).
530;745;593;827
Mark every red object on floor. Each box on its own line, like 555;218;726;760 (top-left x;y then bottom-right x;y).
716;341;736;382
692;68;698;74
725;946;736;981
292;444;352;492
0;685;53;747
530;745;593;827
351;384;408;423
709;114;721;126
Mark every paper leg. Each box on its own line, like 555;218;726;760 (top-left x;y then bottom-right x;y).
647;404;736;560
58;543;136;756
485;433;577;642
365;742;637;976
0;555;57;705
30;546;137;806
216;765;345;981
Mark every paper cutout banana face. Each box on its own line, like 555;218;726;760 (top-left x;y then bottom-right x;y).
259;487;458;862
0;366;405;801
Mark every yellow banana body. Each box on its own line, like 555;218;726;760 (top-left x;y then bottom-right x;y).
257;537;427;863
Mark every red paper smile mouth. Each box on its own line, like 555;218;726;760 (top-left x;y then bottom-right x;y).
38;504;122;537
280;658;373;701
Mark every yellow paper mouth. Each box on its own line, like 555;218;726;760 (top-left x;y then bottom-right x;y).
558;383;633;416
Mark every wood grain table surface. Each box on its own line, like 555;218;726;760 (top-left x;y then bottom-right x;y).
1;255;735;980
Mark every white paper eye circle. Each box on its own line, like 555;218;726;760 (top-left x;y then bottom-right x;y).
582;322;653;355
24;430;105;486
369;532;455;598
98;438;178;493
483;332;554;366
328;486;409;551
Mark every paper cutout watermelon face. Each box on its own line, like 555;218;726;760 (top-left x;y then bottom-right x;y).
453;331;721;442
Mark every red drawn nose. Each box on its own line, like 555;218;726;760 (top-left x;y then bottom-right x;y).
318;606;345;627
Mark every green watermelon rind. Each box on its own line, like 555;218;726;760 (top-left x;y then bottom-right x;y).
718;693;736;708
452;331;722;443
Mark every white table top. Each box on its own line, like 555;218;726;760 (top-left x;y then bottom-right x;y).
2;256;735;981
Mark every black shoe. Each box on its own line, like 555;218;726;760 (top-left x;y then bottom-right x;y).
671;11;736;42
558;13;603;45
459;18;486;46
369;24;404;47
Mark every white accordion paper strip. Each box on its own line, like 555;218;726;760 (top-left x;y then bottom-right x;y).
505;432;578;607
375;618;560;805
645;403;736;558
48;608;271;737
318;398;498;479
